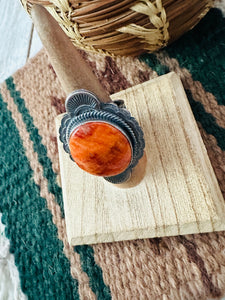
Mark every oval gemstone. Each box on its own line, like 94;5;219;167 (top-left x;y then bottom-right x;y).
69;122;132;176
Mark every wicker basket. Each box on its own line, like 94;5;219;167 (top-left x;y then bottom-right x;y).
21;0;212;56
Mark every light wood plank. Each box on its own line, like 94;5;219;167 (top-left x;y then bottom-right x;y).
55;73;225;245
0;0;32;83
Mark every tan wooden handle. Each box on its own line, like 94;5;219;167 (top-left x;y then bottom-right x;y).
31;4;145;186
31;4;111;102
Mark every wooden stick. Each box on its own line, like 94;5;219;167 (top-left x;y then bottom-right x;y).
30;4;111;102
31;4;145;186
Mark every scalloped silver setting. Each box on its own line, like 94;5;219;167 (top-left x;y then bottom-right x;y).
59;89;145;184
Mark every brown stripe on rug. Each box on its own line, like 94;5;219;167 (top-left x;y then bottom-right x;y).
112;55;158;86
93;236;207;299
185;232;225;295
177;235;221;298
0;82;96;300
83;51;158;93
156;51;225;129
178;233;225;298
79;51;130;95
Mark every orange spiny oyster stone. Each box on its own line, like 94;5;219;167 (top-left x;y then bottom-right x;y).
69;122;132;176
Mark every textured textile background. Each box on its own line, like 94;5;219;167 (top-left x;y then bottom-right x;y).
1;7;225;300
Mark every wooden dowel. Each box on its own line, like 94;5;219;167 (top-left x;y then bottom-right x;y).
31;4;145;186
31;4;111;102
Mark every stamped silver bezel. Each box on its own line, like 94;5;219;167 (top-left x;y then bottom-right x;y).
59;89;145;184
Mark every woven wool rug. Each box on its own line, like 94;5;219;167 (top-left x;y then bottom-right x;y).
1;7;225;300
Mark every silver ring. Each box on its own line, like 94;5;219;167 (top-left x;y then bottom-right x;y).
59;89;145;183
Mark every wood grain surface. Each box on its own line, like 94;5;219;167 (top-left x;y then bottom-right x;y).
56;72;225;246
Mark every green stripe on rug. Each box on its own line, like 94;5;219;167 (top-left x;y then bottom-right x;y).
165;8;225;106
75;245;111;300
5;77;64;216
0;91;79;300
5;77;111;299
140;9;225;152
139;54;225;151
185;89;225;151
139;54;169;76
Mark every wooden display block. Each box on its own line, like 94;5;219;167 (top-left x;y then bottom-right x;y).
55;72;225;246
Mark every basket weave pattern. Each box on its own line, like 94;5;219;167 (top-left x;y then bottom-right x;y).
21;0;212;56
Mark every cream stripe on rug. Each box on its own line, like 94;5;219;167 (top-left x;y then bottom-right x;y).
0;213;27;300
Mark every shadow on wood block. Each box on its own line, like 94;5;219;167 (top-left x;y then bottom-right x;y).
55;72;225;246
